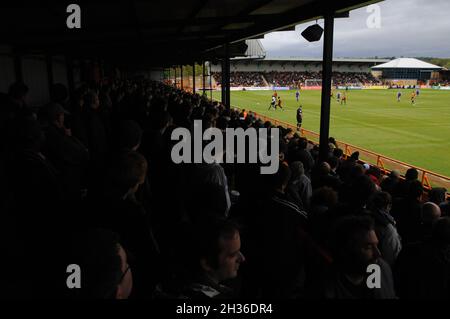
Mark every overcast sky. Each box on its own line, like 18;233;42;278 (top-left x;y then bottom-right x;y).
260;0;450;58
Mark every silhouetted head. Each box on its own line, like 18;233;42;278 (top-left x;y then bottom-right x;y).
331;215;380;275
405;168;418;181
422;202;441;224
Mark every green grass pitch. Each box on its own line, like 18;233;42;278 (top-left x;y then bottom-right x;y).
212;89;450;177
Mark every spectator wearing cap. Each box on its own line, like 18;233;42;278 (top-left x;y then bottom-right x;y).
362;163;370;172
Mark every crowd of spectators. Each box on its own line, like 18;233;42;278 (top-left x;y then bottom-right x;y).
331;71;381;86
213;71;264;87
0;79;449;299
230;72;264;86
213;71;381;87
430;80;450;87
264;71;316;87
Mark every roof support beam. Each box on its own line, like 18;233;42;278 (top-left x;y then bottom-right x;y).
192;62;196;93
202;60;205;96
180;65;184;89
221;43;231;108
225;45;231;109
209;61;213;101
174;67;177;88
319;11;334;162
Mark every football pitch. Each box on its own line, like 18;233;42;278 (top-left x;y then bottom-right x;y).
212;89;450;177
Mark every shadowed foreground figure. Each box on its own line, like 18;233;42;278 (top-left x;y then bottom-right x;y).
182;219;245;299
395;217;450;299
67;229;133;299
318;215;396;299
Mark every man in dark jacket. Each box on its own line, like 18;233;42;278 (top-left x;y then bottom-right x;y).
321;215;396;299
88;151;160;298
251;163;309;298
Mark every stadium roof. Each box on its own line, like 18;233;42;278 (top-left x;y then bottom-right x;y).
0;0;382;67
244;40;266;59
232;56;390;63
372;58;443;70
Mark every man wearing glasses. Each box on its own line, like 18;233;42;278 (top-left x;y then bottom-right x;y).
68;229;133;299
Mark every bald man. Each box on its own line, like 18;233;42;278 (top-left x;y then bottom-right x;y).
422;202;441;224
421;202;442;240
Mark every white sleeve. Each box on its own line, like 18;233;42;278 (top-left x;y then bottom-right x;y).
381;224;402;266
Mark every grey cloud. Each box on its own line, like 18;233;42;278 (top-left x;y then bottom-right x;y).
261;0;450;58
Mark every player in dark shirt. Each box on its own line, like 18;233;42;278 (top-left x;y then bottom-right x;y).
296;105;303;131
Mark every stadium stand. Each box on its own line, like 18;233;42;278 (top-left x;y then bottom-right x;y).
2;0;450;302
430;80;450;86
212;71;381;87
213;72;265;87
1;78;449;299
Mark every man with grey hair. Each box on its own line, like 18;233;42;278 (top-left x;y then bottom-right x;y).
421;201;442;240
287;161;312;210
